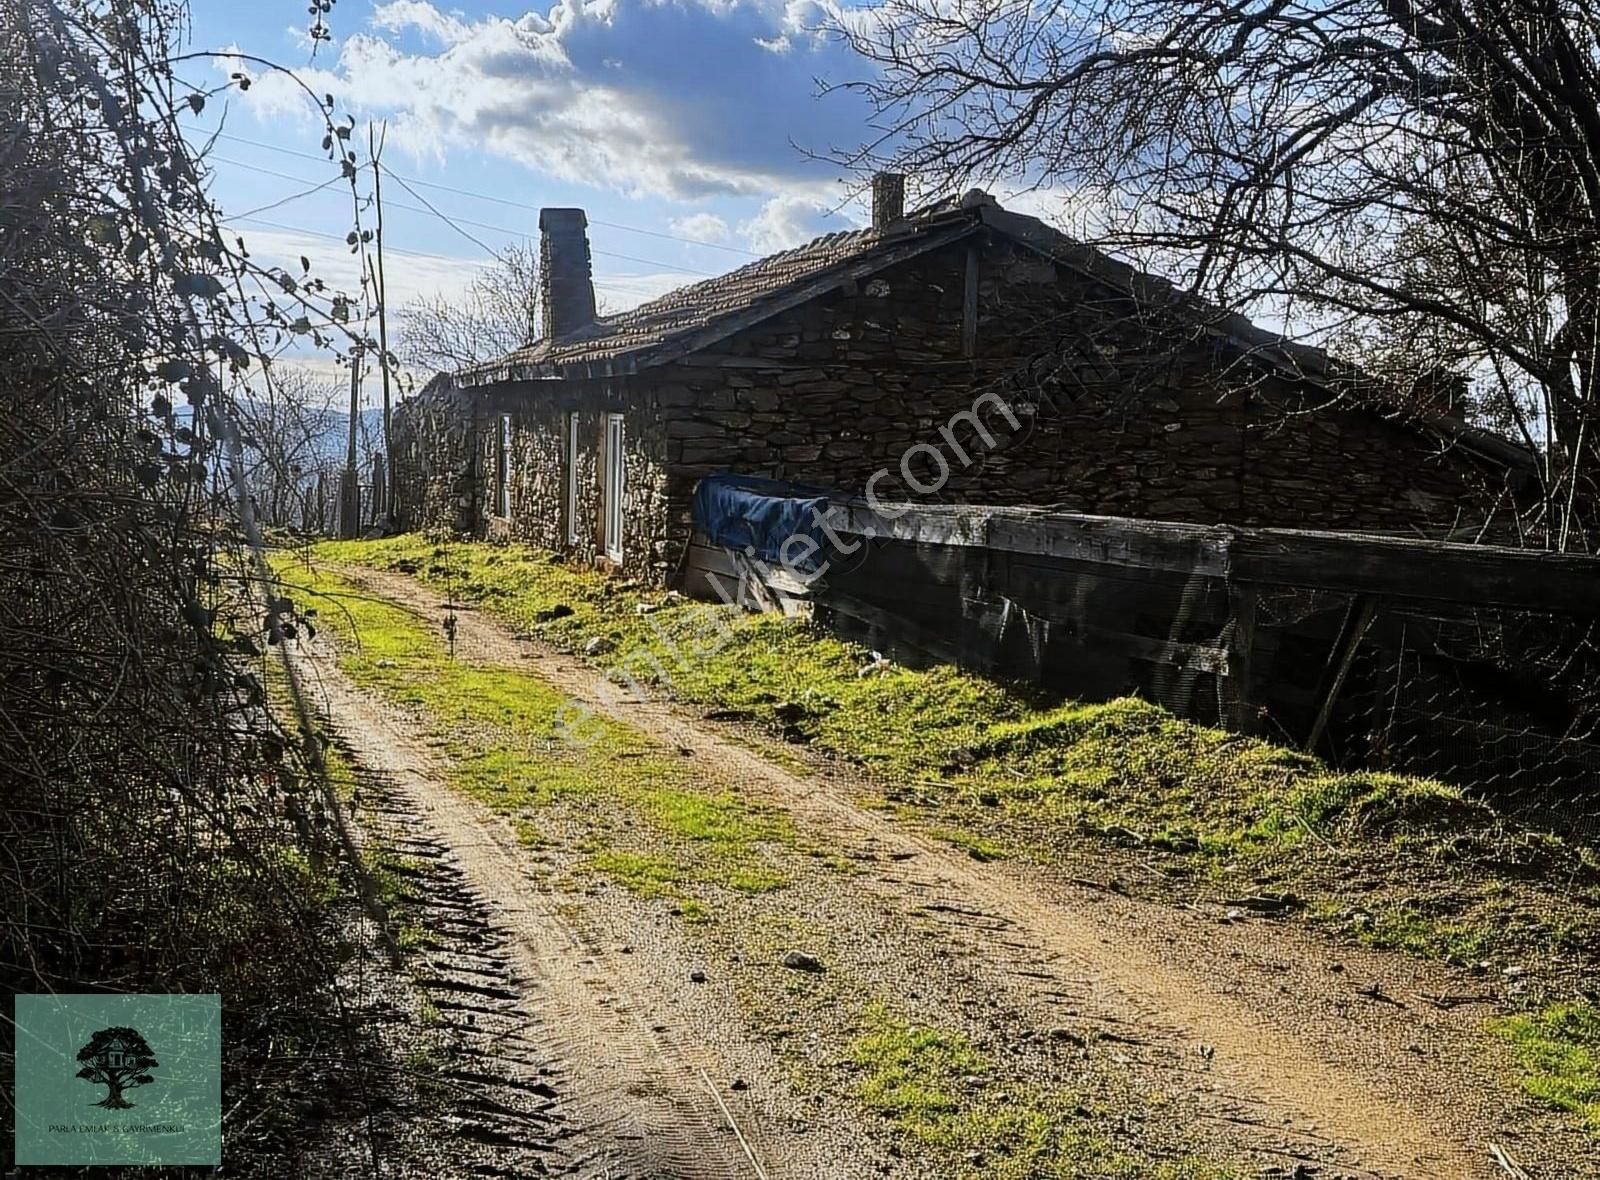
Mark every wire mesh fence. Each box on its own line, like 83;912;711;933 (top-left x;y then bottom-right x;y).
1299;596;1600;837
808;501;1600;842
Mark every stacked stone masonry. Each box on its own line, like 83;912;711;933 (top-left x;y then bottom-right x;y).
394;234;1517;585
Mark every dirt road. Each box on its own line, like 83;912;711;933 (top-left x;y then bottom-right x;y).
313;659;855;1178
300;563;1593;1179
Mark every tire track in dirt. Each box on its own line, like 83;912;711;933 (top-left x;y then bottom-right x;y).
331;757;573;1177
330;563;1577;1180
297;639;851;1180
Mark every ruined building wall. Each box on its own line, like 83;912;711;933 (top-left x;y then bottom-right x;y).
391;381;479;536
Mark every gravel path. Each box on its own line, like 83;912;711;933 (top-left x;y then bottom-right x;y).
307;648;858;1178
305;563;1596;1180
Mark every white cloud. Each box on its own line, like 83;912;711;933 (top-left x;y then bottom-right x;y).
371;1;475;44
212;47;343;125
757;0;832;53
738;193;843;253
231;224;490;311
222;1;870;201
668;212;730;244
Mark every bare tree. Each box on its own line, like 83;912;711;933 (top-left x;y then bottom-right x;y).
231;367;385;532
397;241;540;372
836;0;1600;548
3;0;392;1094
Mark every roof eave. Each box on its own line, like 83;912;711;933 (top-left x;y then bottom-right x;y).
977;205;1536;473
454;351;642;388
452;213;983;388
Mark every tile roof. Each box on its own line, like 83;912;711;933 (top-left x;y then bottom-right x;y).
444;191;1532;473
455;199;981;384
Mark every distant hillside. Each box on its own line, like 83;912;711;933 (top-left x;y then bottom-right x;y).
173;402;388;465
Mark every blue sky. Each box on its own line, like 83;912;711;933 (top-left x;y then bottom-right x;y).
180;0;898;393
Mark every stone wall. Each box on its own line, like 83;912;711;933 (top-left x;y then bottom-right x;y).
392;380;478;535
642;236;1516;576
398;232;1521;585
460;387;671;583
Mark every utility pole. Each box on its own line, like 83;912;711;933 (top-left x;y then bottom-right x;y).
341;343;362;539
369;121;396;525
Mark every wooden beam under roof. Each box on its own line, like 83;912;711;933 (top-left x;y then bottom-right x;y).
826;498;1600;615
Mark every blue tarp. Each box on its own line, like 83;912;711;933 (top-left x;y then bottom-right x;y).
690;474;836;572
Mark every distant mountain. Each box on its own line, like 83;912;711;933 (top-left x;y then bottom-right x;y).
171;401;388;465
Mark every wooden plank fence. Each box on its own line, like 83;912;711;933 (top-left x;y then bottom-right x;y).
682;498;1600;828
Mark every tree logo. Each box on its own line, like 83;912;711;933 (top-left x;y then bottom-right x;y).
74;1027;159;1110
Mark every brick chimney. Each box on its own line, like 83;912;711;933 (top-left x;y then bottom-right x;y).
871;172;905;229
538;208;596;342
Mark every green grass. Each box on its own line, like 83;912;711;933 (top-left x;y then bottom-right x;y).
1307;899;1498;965
294;538;1598;979
270;555;793;917
848;1003;1236;1179
299;537;1504;851
963;698;1500;865
1366;909;1494;964
927;825;1006;862
852;1003;984;1121
299;536;1023;775
284;537;1600;1145
1494;1003;1600;1129
583;850;684;898
294;544;1234;810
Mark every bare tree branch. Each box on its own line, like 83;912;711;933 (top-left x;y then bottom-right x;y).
836;0;1600;546
396;242;539;373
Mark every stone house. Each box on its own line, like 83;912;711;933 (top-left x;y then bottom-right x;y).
392;176;1531;584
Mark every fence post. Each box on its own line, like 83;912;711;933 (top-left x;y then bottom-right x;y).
1306;594;1378;756
339;469;360;539
1223;584;1260;733
371;454;387;524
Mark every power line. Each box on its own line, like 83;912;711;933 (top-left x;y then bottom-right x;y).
230;173;342;220
376;162;716;276
372;162;500;258
193;125;760;257
211;152;720;277
220;214;658;298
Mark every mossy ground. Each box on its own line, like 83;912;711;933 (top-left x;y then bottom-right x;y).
286;535;1600;1130
848;1003;1237;1179
1493;1003;1600;1129
294;539;1596;948
270;554;793;920
712;911;1247;1175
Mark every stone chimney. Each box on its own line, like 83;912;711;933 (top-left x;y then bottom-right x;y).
871;172;905;229
538;208;597;342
